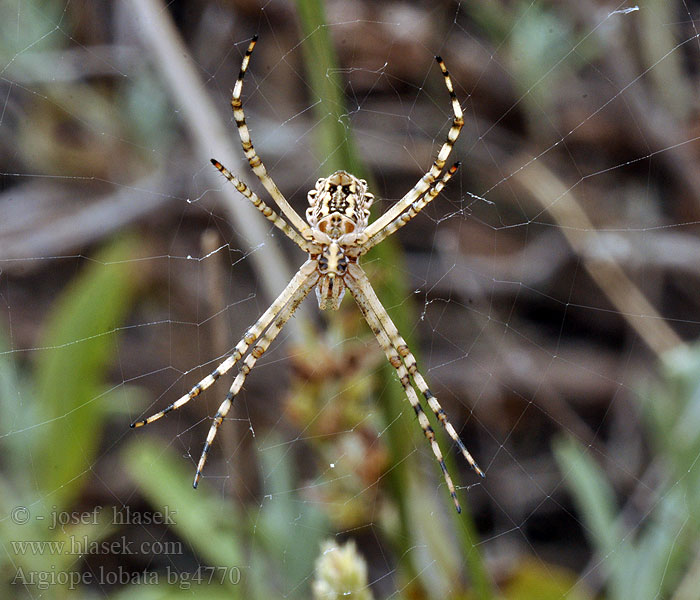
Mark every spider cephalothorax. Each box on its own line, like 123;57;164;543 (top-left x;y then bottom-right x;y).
306;171;374;310
314;242;347;310
133;35;484;514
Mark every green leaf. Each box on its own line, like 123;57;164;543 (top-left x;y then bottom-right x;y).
34;234;140;509
504;558;591;600
552;436;619;558
252;438;329;598
294;0;363;176
123;437;244;572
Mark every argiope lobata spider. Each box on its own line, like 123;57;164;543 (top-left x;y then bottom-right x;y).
131;35;484;513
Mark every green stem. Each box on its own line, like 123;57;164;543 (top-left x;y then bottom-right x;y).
295;0;361;175
294;2;492;596
294;0;419;586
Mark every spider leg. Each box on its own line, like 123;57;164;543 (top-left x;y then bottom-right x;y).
351;265;484;477
347;265;483;509
361;162;460;253
231;36;310;236
210;159;310;251
130;260;317;429
346;268;483;513
347;281;461;512
193;269;319;487
363;56;463;240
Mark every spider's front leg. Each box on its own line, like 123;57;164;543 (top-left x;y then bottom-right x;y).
193;267;319;486
210;159;310;251
130;261;316;432
345;263;483;512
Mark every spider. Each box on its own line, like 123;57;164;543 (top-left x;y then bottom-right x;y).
131;35;484;513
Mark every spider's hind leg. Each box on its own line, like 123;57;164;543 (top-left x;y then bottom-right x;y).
362;55;464;240
399;346;484;478
230;35;310;236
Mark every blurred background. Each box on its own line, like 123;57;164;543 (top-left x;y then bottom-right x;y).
1;0;700;598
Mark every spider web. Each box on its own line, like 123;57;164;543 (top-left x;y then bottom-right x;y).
2;0;700;598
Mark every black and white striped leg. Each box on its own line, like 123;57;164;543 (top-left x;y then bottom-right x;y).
192;270;319;487
363;56;464;239
352;266;483;477
346;268;482;512
130;261;317;430
362;163;460;253
210;159;310;251
230;36;310;236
